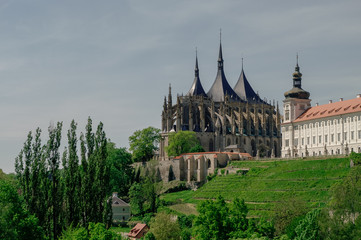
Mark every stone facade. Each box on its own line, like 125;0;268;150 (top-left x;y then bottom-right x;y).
159;43;281;159
157;151;252;183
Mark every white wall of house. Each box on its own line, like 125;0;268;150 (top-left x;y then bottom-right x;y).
282;112;361;157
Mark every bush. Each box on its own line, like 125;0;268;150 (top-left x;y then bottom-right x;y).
350;152;361;165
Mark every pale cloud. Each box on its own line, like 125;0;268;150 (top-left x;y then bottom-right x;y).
1;0;361;172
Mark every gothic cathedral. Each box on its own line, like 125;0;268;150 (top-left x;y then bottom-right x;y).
159;42;282;159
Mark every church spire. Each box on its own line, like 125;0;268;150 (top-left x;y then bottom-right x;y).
187;50;206;97
195;48;199;78
234;59;261;103
218;37;224;70
207;35;240;102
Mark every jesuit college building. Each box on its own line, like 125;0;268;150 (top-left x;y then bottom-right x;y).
281;60;361;157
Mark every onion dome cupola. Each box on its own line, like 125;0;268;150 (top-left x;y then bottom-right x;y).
207;42;241;102
284;57;310;99
187;52;207;97
233;59;262;103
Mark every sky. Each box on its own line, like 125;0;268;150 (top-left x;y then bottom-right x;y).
1;0;361;173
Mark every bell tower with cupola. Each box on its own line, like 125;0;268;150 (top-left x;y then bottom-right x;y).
283;56;311;123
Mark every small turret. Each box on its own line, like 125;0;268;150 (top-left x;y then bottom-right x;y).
284;55;310;100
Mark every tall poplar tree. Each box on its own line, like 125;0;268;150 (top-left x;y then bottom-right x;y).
46;122;63;239
62;120;81;226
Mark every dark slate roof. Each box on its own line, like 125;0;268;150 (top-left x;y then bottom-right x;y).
187;55;207;97
207;43;241;102
233;69;262;103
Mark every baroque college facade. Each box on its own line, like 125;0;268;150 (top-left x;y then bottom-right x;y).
281;60;361;157
159;42;282;160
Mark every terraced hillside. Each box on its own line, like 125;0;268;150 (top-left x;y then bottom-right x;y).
161;157;350;218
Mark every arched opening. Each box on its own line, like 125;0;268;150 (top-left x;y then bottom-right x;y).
209;139;214;151
168;165;176;182
207;159;211;168
251;139;256;157
273;141;278;157
227;138;231;146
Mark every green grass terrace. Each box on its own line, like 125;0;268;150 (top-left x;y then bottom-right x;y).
160;157;351;218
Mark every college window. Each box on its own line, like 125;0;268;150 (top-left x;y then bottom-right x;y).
285;139;289;147
325;135;328;143
313;136;316;144
294;138;298;146
307;137;310;145
359;130;361;139
344;132;347;140
331;134;334;142
319;136;322;144
302;138;304;145
351;131;354;140
285;110;290;121
338;133;341;141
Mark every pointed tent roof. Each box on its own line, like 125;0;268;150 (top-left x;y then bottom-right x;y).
233;66;262;103
187;53;207;97
207;43;241;102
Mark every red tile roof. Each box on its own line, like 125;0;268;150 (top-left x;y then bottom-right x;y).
293;97;361;123
128;223;148;238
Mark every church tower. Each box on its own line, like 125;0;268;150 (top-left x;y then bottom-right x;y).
283;56;311;123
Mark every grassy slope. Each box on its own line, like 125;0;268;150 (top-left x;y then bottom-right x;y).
160;157;350;218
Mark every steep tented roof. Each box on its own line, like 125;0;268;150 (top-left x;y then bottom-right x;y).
293;97;361;123
187;54;207;96
207;43;241;102
234;68;262;103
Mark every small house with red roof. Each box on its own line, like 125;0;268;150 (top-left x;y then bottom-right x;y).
127;223;149;239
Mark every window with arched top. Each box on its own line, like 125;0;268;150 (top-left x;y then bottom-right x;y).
208;159;211;168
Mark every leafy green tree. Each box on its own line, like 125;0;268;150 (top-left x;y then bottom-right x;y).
129;126;161;162
189;144;205;153
294;209;320;240
229;198;249;238
350;151;361;165
62;120;81;226
167;131;200;156
0;179;45;240
193;195;230;240
46;121;64;239
129;183;145;215
148;212;181;240
59;222;121;240
319;166;361;239
107;142;134;197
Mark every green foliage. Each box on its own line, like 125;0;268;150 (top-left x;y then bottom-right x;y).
167;131;200;156
0;180;45;240
107;142;134;197
294;209;320;240
274;196;308;236
148;212;181;240
349;151;361;165
129;126;161;162
193;195;230;240
318;166;361;239
129;178;159;216
129;183;146;215
14;117;112;239
189;144;205;153
59;222;121;240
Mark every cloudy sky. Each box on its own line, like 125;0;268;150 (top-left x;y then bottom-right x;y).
1;0;361;173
